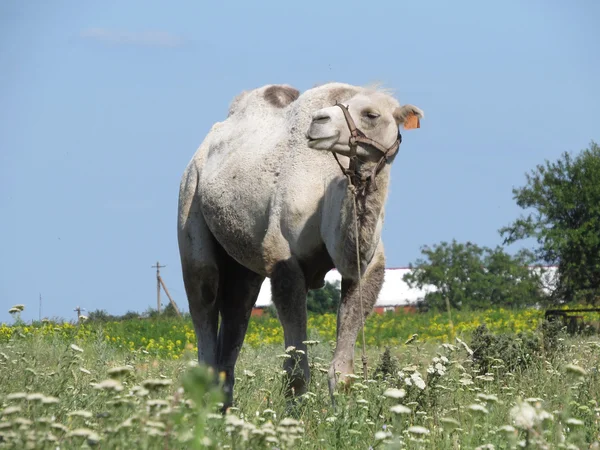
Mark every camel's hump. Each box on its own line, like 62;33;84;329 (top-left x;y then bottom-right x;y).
263;85;300;108
228;84;299;117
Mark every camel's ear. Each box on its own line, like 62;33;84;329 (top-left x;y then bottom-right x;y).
393;105;424;129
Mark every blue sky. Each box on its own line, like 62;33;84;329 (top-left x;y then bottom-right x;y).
1;0;598;324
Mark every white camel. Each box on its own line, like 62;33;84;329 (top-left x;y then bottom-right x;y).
177;82;423;409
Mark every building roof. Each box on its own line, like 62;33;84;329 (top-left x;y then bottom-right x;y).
254;266;558;308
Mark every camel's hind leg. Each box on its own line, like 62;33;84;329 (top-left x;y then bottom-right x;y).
178;180;221;371
270;259;310;399
216;257;264;410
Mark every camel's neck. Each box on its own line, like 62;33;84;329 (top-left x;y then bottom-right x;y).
336;162;390;279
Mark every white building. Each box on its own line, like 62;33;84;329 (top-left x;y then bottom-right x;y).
254;267;437;312
253;265;558;313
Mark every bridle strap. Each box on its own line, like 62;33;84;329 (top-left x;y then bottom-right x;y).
333;102;401;191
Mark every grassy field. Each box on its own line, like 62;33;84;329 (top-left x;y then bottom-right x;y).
0;307;558;359
1;309;599;448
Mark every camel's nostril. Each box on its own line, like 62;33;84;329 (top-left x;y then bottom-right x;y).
312;113;331;124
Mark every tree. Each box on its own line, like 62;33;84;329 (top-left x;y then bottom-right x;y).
306;280;341;314
403;240;546;310
500;141;600;304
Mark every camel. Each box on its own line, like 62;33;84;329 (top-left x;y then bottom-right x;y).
177;82;423;409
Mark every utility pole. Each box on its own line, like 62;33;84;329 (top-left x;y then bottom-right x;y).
74;306;86;323
151;261;181;316
39;293;42;322
151;261;165;313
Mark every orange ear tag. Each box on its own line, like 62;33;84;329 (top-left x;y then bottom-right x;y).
403;112;420;130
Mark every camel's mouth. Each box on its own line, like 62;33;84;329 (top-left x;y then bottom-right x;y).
306;131;340;150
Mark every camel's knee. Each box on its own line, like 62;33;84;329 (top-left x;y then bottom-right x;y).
362;258;385;307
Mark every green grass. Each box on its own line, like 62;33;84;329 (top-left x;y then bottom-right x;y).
1;324;599;449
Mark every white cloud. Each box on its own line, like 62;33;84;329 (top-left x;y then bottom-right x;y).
80;28;186;48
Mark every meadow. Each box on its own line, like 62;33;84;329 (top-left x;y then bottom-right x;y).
1;306;599;449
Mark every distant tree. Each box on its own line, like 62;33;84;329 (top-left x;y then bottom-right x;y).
161;303;180;318
403;240;546;310
500;141;600;304
306;280;341;314
120;310;141;321
87;309;114;322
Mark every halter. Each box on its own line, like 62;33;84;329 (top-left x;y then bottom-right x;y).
332;102;402;191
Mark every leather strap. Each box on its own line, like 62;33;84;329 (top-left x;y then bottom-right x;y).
333;102;402;191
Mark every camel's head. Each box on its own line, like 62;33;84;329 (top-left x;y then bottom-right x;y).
306;91;423;162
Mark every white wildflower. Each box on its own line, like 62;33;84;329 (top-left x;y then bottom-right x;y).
456;337;474;355
6;392;27;401
67;428;94;437
383;388;406;399
435;363;447;376
141;379;172;390
107;366;134;378
566;418;584;426
26;393;45;402
147;399;170;408
93;379;124;392
279;417;300;426
411;372;426;390
565;364;587;377
1;406;21;416
510;400;553;430
477;393;499;404
468;404;489;415
375;430;392;440
440;417;460;429
14;417;33;426
68;410;93;419
41;396;60;405
51;423;68;433
407;425;430;435
390;404;411;414
146;420;166;429
70;344;84;353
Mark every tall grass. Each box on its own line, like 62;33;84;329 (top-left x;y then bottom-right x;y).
1;322;599;448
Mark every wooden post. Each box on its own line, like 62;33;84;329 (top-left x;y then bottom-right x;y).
151;261;165;313
159;276;182;317
151;261;181;316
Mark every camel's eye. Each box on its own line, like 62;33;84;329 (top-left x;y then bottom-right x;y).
363;111;380;120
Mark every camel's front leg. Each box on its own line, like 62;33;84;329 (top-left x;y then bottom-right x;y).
270;259;310;398
328;251;385;397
